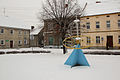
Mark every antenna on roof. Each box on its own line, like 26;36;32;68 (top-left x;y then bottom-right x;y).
3;8;6;16
3;8;8;17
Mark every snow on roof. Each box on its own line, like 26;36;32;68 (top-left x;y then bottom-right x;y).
80;0;120;16
0;16;30;30
30;26;43;35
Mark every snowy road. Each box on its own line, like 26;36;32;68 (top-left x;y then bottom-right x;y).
0;54;120;80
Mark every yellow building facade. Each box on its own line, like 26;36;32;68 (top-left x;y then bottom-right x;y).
80;12;120;49
0;27;30;49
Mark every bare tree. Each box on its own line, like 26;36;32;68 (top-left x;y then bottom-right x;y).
39;0;87;54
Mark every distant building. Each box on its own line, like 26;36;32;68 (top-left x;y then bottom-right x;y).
43;1;120;49
30;26;44;47
81;12;120;49
43;20;64;48
43;19;80;48
79;1;120;49
0;16;30;49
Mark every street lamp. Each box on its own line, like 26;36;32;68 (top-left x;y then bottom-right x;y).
74;19;80;37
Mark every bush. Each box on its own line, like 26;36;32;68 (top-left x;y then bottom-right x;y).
6;51;20;54
0;52;5;55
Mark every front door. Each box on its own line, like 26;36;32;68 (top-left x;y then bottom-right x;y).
10;40;13;48
107;36;113;48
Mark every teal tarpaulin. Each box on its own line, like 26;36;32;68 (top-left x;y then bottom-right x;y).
64;44;90;67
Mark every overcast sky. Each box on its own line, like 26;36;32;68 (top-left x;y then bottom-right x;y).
0;0;97;27
0;0;44;28
0;0;115;28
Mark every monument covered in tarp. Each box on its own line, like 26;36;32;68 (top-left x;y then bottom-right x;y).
64;44;90;67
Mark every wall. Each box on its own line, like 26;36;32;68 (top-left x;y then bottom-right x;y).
80;13;120;49
43;13;120;49
0;27;30;49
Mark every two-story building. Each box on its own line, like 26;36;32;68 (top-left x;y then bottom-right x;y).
0;16;30;49
79;1;120;49
43;0;120;49
81;12;120;49
30;26;44;47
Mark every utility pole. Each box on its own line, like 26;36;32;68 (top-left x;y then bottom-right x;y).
3;8;6;16
3;8;8;17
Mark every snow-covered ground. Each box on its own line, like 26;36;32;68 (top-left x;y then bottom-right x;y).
0;49;120;80
0;47;120;53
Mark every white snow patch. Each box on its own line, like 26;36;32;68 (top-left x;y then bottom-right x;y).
30;26;43;35
0;16;30;29
0;47;120;54
79;0;120;16
0;53;120;80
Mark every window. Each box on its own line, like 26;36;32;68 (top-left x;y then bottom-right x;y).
0;40;5;45
48;23;53;30
96;16;99;18
87;37;91;44
96;36;100;44
30;35;34;40
49;37;53;45
118;36;120;44
118;20;120;27
24;31;27;35
106;15;110;17
24;38;27;45
86;22;90;29
86;18;89;19
18;30;22;35
0;29;4;33
96;22;100;28
106;21;110;28
59;38;62;45
10;30;14;34
18;40;22;45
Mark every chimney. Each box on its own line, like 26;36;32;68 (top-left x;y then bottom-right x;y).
31;26;34;30
96;1;101;3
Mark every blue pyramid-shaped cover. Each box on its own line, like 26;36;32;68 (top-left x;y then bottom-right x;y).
64;44;90;67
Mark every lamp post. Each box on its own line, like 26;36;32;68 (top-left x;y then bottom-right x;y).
74;19;80;37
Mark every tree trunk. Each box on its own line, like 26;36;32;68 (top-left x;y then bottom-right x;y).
62;36;66;54
63;45;66;54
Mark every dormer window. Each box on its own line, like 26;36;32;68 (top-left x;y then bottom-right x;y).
106;15;110;17
96;1;101;3
86;18;89;19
